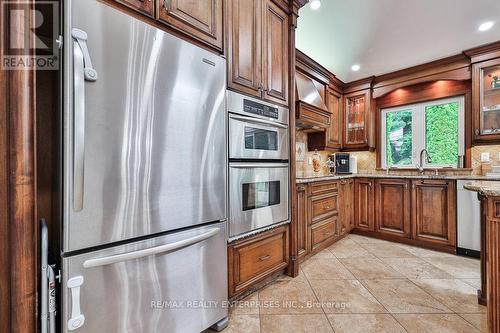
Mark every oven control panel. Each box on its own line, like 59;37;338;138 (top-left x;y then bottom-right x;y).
243;99;278;119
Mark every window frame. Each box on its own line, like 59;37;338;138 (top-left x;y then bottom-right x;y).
381;96;465;169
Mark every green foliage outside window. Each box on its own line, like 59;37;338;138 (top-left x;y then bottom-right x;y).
386;111;412;167
425;102;459;165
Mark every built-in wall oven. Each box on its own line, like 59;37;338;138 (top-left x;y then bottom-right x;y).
227;91;290;237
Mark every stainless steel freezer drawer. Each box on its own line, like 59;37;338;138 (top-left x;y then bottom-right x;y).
62;222;228;333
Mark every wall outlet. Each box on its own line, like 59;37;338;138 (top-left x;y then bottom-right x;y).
481;152;490;162
308;157;313;165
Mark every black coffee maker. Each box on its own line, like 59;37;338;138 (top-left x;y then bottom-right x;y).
329;153;350;174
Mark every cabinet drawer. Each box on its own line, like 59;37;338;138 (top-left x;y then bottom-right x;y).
228;226;289;297
310;181;338;196
311;217;337;250
311;194;338;222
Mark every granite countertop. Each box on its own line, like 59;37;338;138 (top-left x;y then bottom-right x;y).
296;173;500;184
463;181;500;197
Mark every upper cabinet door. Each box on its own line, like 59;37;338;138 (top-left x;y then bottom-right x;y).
262;0;289;106
226;0;263;98
159;0;223;51
344;90;370;149
326;88;342;149
472;58;500;144
115;0;155;17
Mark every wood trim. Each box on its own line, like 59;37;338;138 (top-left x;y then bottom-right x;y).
2;2;38;332
464;40;500;64
343;76;374;94
486;197;500;332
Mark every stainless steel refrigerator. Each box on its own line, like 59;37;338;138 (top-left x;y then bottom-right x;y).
60;1;228;332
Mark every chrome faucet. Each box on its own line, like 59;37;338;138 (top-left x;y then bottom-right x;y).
418;149;432;174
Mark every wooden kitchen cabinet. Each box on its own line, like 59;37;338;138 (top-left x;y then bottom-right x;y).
116;0;155;17
226;0;289;105
354;178;374;231
308;87;343;151
296;184;308;259
472;57;500;144
411;180;456;247
309;192;338;224
343;90;371;149
375;179;411;238
228;225;289;297
310;216;338;251
339;179;354;235
158;0;223;51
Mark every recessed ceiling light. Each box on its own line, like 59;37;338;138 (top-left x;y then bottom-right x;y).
351;64;360;72
310;0;321;10
478;21;494;32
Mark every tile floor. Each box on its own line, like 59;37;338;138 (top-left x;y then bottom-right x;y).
213;234;487;333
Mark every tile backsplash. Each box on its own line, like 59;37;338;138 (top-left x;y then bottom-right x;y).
295;129;500;177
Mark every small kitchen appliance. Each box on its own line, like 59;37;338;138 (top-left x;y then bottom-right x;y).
334;153;351;174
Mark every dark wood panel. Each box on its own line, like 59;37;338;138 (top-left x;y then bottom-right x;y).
375;179;411;238
228;226;289;297
354;178;375;231
226;0;262;97
411;180;456;247
115;0;154;17
310;193;338;223
158;0;223;50
486;197;500;332
262;0;289;105
296;184;308;259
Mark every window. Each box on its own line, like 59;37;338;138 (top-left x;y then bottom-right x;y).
381;97;465;169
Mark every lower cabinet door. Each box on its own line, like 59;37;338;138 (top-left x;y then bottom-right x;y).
228;226;289;297
375;179;411;238
297;184;308;259
355;178;375;231
310;216;337;251
411;180;457;247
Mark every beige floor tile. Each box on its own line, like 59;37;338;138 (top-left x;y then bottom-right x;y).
361;279;450;313
394;314;481;333
334;237;358;245
348;234;389;244
327;314;406;333
204;315;260;333
328;242;376;259
313;248;336;258
459;313;488;332
411;279;486;313
302;258;355;280
340;258;405;279
309;279;387;314
257;278;323;314
260;314;333;333
380;257;454;279
422;257;481;279
461;278;482;290
361;243;416;258
230;292;259;316
396;244;455;258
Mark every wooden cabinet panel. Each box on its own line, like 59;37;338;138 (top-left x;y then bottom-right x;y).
297;184;308;259
262;0;289;105
343;90;371;149
310;181;338;196
228;226;289;297
326;89;342;149
115;0;155;17
375;179;411;238
311;216;337;251
338;180;349;235
158;0;223;50
310;194;338;223
355;178;374;231
411;180;456;247
226;0;262;97
347;179;355;230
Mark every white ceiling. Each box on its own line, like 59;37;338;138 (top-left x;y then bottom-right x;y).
296;0;500;82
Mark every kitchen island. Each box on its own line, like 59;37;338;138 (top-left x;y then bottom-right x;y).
464;181;500;333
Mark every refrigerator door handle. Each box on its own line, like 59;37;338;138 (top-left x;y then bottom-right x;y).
83;227;221;268
72;39;86;212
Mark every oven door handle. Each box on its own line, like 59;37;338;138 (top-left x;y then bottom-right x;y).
229;114;288;129
230;162;288;169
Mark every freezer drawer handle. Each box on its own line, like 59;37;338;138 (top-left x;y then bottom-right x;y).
83;228;221;268
67;276;85;331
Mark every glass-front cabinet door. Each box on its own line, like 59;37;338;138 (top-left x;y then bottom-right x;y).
344;90;370;148
473;58;500;143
